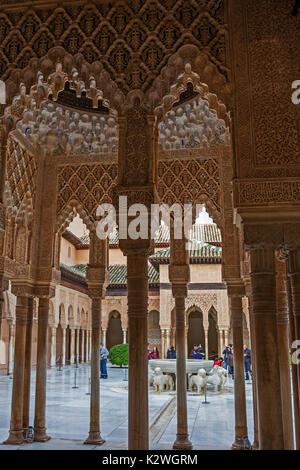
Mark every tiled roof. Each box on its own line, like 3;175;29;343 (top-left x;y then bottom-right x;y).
109;263;159;285
60;263;87;276
60;262;159;285
150;242;222;260
77;223;221;246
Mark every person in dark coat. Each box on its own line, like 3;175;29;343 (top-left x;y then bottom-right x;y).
167;346;176;359
223;344;232;370
244;344;252;380
228;347;234;379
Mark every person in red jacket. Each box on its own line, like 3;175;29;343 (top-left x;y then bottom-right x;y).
151;347;160;359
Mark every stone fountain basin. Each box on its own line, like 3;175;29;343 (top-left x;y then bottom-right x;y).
149;359;214;374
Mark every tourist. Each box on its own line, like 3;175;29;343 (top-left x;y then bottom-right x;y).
244;344;252;381
214;357;224;367
223;344;231;370
167;346;176;359
191;344;205;359
151;347;160;359
228;347;234;379
100;343;109;379
198;344;204;353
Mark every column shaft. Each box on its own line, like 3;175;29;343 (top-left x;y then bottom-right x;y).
231;296;248;449
84;297;105;445
173;295;192;450
287;276;300;449
34;297;51;442
7;322;15;375
250;248;284;449
23;297;34;435
248;297;259;449
288;249;300;449
4;296;28;444
276;260;294;449
127;254;149;450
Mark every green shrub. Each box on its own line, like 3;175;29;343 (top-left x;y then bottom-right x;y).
109;343;128;367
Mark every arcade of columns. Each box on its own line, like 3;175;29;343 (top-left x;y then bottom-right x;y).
0;0;299;451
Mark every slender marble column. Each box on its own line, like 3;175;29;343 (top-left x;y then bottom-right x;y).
122;329;127;344
161;329;166;359
204;328;209;359
225;329;229;347
70;328;75;364
166;328;171;354
34;298;51;442
23;297;34;436
49;327;56;367
102;329;107;348
84;297;105;445
173;292;193;450
250;248;284;449
247;296;259;449
4;296;29;444
289;250;300;400
288;249;300;449
231;296;248;450
61;327;66;366
126;253;149;450
88;330;92;360
75;328;80;365
276;258;294;449
7;322;15;375
287;276;300;449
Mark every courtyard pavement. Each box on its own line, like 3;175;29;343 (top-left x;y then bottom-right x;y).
0;363;254;450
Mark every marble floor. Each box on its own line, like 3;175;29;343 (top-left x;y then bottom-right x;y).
0;363;254;450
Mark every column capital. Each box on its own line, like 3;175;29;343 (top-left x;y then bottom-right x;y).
87;284;106;300
226;280;245;297
169;265;190;286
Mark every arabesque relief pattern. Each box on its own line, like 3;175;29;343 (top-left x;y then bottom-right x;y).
0;0;228;98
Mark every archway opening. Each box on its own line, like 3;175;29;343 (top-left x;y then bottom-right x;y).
208;307;218;360
106;311;123;351
187;309;205;358
148;310;161;356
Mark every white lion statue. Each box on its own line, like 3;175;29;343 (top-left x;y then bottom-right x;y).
206;365;227;391
148;369;154;387
153;367;174;392
188;368;207;394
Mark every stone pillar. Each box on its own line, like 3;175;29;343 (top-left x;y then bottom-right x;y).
276;256;294;449
122;328;127;344
229;293;248;450
204;328;209;359
288;248;300;449
185;328;188;357
169;233;192;450
61;327;66;366
287;275;300;449
88;330;92;360
75;328;80;365
23;297;34;436
246;291;259;450
7;321;15;375
34;297;51;442
224;329;229;347
4;296;29;444
250;248;284;449
49;327;56;367
166;328;171;354
102;329;107;348
172;289;192;450
126;251;149;450
70;328;75;364
161;328;166;359
84;295;105;445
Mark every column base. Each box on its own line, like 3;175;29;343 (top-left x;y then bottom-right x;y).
34;427;51;442
231;437;247;450
84;431;105;446
173;434;193;450
3;430;24;445
252;440;259;450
